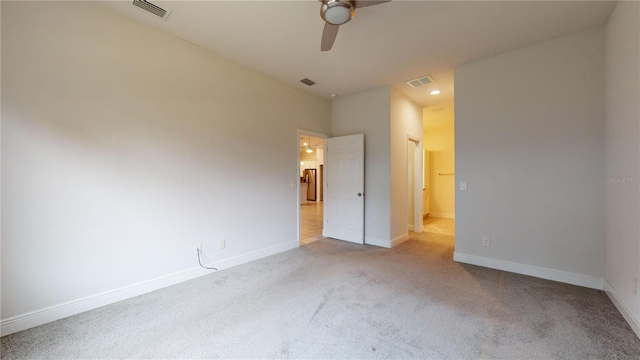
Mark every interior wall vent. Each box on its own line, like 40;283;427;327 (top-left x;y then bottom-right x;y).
300;78;316;86
405;75;435;88
132;0;171;20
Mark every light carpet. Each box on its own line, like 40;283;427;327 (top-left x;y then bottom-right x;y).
2;232;639;359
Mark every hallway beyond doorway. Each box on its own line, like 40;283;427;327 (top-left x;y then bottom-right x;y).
300;202;324;245
423;216;455;237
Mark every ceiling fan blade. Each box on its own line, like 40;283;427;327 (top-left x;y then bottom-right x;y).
321;23;340;51
354;0;391;9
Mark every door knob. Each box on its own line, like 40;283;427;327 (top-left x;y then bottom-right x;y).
357;193;362;197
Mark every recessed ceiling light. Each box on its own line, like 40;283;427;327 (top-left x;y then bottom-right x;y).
330;93;337;98
430;90;441;95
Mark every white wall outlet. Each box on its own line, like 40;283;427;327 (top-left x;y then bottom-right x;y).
482;237;490;247
634;277;638;296
218;239;226;250
460;181;467;191
193;243;202;255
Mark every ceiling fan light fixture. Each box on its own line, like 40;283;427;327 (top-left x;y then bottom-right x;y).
321;0;355;25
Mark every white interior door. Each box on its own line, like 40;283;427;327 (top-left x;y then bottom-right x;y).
323;134;364;244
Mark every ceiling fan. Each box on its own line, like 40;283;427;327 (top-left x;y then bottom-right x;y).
319;0;390;51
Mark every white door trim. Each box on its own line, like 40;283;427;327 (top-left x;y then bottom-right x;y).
408;135;423;234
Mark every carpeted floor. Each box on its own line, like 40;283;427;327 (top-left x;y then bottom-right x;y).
2;231;639;359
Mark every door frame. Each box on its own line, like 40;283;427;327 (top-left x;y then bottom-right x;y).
297;129;329;245
407;135;423;233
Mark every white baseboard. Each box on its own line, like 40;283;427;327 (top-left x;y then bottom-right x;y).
453;252;604;290
365;236;391;248
429;212;455;219
0;241;299;337
391;233;409;247
604;280;640;339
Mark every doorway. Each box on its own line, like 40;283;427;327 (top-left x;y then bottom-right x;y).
422;102;456;239
298;130;327;245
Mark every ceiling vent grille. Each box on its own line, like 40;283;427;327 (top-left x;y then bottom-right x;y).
132;0;171;20
405;75;435;88
300;78;316;86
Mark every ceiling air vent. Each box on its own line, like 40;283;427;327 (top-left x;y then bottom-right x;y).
132;0;171;20
300;78;316;86
405;75;435;88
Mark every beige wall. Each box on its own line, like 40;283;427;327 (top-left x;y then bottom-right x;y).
454;28;605;287
424;103;455;218
332;87;392;246
427;152;456;218
604;0;640;335
1;1;331;334
390;88;423;241
332;86;422;247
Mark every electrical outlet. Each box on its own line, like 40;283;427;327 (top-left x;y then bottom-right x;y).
460;181;467;191
218;239;226;250
634;277;638;296
193;243;202;255
482;237;490;247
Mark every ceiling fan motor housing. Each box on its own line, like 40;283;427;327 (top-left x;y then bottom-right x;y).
321;0;355;25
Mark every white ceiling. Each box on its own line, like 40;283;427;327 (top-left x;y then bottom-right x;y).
99;0;616;107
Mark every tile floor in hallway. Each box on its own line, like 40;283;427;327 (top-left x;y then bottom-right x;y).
422;216;455;237
300;201;324;245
